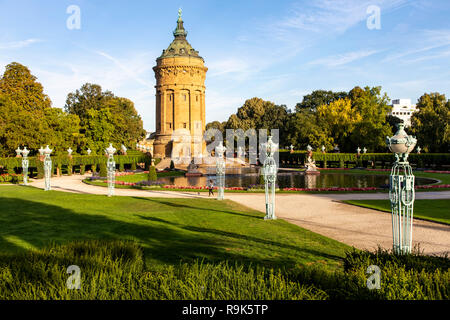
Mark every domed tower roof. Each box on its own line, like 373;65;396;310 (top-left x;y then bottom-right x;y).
158;9;203;61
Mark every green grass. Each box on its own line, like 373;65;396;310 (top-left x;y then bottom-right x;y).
0;186;350;271
342;199;450;225
0;241;447;300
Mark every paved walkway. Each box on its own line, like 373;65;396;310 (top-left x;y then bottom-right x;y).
28;175;450;255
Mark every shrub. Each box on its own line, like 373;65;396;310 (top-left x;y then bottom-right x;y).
131;162;136;171
148;166;157;181
170;160;175;170
99;163;107;178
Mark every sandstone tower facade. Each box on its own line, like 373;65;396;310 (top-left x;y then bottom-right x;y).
152;10;208;159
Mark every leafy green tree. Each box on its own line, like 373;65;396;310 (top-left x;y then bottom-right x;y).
317;98;361;150
0;62;51;111
286;109;333;150
224;97;291;147
295;90;347;112
65;83;145;153
347;86;392;152
0;62;82;157
411;93;450;152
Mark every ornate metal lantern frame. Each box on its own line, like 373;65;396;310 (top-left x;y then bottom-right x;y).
262;136;278;220
215;141;226;200
106;143;116;197
43;145;52;191
21;147;30;185
386;123;417;254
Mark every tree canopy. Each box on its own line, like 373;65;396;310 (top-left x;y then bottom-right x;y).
207;87;397;153
65;83;145;154
0;62;145;157
411;92;450;153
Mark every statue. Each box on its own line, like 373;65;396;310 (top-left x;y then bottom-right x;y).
185;159;202;177
305;145;320;175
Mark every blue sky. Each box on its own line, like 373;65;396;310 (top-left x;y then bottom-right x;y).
0;0;449;131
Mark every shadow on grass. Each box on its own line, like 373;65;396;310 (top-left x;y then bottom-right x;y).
139;215;343;263
132;196;262;220
0;196;334;269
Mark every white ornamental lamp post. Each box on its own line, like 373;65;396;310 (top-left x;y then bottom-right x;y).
356;147;361;155
215;141;226;200
67;147;73;157
263;136;278;220
121;144;127;155
21;147;30;185
321;145;326;154
38;146;45;156
363;147;367;154
87;148;91;156
416;146;421;154
289;144;294;153
386;122;417;255
105;143;116;197
43;145;53;191
307;145;312;152
15;147;22;157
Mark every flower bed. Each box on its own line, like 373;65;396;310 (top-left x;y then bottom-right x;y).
115;172;136;176
415;184;450;189
162;185;246;191
0;173;23;183
282;187;380;192
423;170;450;174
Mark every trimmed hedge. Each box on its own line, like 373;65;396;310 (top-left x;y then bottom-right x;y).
0;152;151;178
279;151;450;169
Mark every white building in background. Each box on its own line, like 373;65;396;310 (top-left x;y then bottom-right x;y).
389;99;417;127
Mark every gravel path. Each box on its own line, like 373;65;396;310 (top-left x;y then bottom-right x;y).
28;175;450;255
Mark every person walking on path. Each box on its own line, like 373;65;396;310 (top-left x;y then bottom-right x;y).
208;179;214;197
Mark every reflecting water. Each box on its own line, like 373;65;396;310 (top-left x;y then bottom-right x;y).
157;168;436;189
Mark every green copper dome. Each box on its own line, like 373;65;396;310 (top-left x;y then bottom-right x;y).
158;9;203;61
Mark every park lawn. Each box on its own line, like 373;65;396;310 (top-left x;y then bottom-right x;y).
342;199;450;225
0;186;350;271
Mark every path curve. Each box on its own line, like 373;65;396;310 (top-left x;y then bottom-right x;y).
28;175;450;255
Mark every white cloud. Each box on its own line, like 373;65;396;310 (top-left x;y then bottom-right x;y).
272;0;409;36
0;38;42;50
382;29;450;62
308;49;381;67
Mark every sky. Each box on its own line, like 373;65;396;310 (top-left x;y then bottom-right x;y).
0;0;449;132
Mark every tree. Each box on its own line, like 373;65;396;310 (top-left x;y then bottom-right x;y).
65;83;145;153
295;90;348;112
316;98;361;150
347;86;392;152
0;62;82;157
224;97;291;147
65;83;113;124
0;62;51;112
289;110;334;150
411;93;450;153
